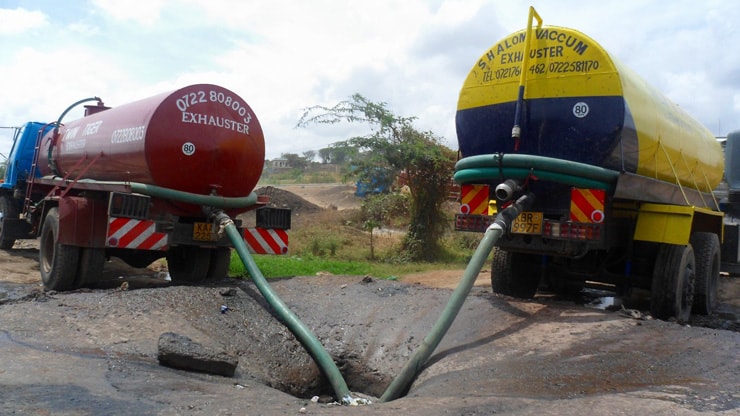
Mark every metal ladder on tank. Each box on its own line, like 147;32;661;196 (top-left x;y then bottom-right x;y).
22;124;54;219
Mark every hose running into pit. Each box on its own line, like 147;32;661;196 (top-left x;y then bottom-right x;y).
69;178;361;404
212;211;364;405
380;192;535;402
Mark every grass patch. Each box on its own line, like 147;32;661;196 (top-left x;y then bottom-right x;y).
229;197;481;280
229;252;468;279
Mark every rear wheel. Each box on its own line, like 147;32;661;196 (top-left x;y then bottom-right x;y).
491;249;541;299
76;248;106;288
166;245;211;283
651;243;695;321
690;232;720;315
206;247;232;280
40;208;80;291
0;194;19;249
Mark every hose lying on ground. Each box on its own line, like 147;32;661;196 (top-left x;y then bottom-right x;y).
68;178;363;405
379;192;535;402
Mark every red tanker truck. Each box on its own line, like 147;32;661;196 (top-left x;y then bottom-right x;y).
0;84;289;291
453;8;733;321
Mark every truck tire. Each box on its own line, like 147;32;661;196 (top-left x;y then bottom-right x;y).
690;232;720;315
0;194;19;249
651;244;695;322
76;248;106;288
166;245;211;283
40;208;80;291
491;249;541;299
206;247;232;280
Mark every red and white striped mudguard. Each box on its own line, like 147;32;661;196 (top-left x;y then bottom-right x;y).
106;217;168;250
243;228;289;255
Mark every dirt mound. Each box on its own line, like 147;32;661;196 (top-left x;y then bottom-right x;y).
255;186;323;214
276;184;362;211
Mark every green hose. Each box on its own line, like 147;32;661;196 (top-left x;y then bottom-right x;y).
455;153;619;184
128;182;259;209
53;178;260;209
63;177;362;404
454;167;615;191
216;213;363;405
48;97;102;176
380;193;535;402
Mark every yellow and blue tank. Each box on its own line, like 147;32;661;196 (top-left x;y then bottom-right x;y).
456;25;724;194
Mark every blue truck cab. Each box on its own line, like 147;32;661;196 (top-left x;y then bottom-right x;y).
1;122;50;190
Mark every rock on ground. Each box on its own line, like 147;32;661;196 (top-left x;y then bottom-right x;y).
157;332;238;377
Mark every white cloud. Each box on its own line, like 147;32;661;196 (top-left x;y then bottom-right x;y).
0;7;47;34
91;0;167;26
1;0;740;160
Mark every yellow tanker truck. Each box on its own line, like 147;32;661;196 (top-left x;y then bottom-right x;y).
454;7;731;321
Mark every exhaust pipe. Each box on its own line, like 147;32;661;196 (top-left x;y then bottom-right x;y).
495;179;522;201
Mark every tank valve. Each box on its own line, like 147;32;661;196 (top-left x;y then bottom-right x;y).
495;179;522;201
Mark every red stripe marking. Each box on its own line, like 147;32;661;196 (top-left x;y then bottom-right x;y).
571;189;596;222
107;217;128;236
468;189;489;214
462;185;489;215
257;228;281;254
118;220;152;248
243;229;267;254
275;229;289;253
138;232;167;250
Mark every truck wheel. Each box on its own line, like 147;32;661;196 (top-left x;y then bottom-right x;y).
651;244;695;322
0;194;19;249
690;232;720;315
491;249;541;299
76;248;106;288
166;245;211;283
206;247;232;280
40;208;80;291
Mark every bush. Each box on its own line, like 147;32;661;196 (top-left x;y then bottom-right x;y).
359;192;410;228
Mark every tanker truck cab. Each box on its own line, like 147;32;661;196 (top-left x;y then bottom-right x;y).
0;84;290;291
453;7;725;321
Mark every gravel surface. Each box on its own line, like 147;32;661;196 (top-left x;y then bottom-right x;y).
1;185;738;415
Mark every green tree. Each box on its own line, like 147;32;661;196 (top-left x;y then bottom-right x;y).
302;150;317;163
281;152;309;170
318;144;359;164
298;94;456;261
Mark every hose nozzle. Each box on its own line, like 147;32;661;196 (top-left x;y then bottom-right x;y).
495;179;522;201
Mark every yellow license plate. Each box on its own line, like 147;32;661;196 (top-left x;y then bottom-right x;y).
193;222;216;241
511;212;543;235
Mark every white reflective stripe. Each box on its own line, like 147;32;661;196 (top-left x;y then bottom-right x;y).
107;218;168;250
245;228;288;254
109;218;139;240
265;229;288;251
246;228;271;253
126;223;156;248
148;235;168;250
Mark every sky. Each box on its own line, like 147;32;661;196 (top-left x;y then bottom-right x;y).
1;0;739;162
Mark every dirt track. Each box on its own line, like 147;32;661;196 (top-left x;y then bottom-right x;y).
1;185;739;415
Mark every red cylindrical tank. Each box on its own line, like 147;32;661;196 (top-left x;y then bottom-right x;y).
39;84;265;217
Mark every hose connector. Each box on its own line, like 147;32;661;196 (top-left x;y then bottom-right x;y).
491;192;536;232
511;125;521;139
495;179;522;201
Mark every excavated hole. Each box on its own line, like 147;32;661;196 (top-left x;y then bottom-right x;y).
184;280;402;402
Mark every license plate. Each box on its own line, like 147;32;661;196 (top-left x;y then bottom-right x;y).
193;222;216;241
511;212;543;235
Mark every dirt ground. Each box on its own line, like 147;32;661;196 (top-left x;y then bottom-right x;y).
1;184;738;415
